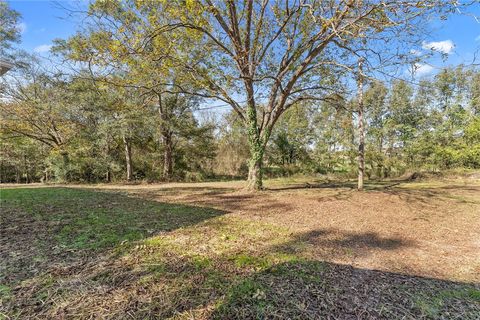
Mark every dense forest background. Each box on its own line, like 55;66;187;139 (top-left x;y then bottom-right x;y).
2;64;479;183
1;1;479;184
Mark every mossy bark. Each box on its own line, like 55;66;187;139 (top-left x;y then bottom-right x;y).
247;148;264;190
245;103;274;191
245;100;265;190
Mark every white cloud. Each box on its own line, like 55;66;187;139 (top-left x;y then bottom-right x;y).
410;49;422;56
421;40;455;55
16;22;27;34
33;44;52;53
413;63;434;76
476;35;480;42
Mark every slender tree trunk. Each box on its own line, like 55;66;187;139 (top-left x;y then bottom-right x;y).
24;154;29;184
377;136;384;178
357;59;365;191
105;138;111;182
162;129;173;181
0;160;3;183
60;150;70;182
123;135;133;182
158;93;174;181
15;167;20;184
358;110;365;190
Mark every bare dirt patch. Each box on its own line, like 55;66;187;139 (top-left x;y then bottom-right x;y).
120;177;480;283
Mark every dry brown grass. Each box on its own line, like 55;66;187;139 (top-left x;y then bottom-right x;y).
1;175;479;319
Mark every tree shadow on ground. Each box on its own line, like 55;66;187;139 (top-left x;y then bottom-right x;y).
381;186;480;205
0;187;226;286
267;179;399;191
134;187;237;198
272;229;414;259
60;227;474;319
268;179;480;205
211;260;480;320
130;187;296;213
41;255;480;319
211;227;478;319
3;187;479;319
3;211;479;319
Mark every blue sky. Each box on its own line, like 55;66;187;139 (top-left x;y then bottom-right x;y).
9;0;86;54
8;0;480;78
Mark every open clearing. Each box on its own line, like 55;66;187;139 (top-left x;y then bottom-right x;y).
1;176;480;319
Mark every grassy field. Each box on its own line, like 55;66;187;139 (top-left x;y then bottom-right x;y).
1;176;480;319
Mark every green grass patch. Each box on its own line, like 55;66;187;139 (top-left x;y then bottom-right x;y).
215;279;269;318
0;284;11;300
414;288;480;318
192;256;212;270
232;253;272;270
1;187;224;250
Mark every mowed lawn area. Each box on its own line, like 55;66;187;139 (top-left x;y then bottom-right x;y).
1;177;480;319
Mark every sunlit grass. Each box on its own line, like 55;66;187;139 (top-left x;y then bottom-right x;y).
1;185;479;319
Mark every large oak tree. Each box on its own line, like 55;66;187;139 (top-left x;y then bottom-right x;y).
59;0;468;189
150;0;462;189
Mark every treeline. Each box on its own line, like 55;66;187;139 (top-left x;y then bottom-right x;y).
1;63;479;183
1;1;479;186
0;60;216;183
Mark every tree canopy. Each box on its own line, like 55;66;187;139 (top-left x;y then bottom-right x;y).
0;0;479;188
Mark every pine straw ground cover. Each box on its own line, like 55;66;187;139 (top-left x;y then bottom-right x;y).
1;176;479;319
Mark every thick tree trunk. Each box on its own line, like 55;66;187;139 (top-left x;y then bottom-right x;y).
357;59;365;191
123;135;133;182
245;101;266;191
247;153;264;190
162;130;173;181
